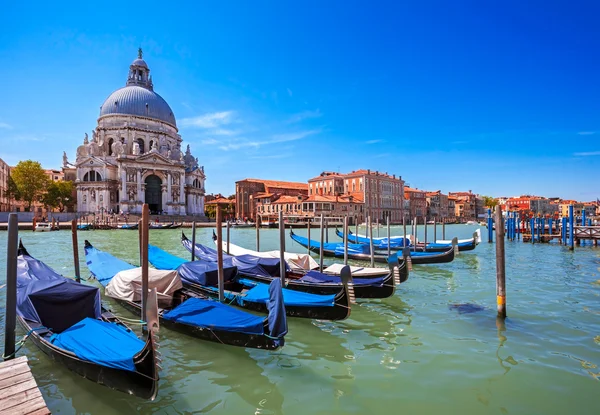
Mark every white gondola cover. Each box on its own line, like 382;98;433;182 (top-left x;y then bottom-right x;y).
106;267;182;307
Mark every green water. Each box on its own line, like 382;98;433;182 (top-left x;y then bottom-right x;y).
0;225;599;414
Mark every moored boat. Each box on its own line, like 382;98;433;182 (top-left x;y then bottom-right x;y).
290;229;456;265
84;241;287;350
16;241;159;399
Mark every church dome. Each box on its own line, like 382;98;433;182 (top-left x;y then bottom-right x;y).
99;86;177;127
131;58;148;68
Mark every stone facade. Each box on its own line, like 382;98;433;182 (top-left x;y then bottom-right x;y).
0;158;9;211
236;179;308;221
66;51;205;216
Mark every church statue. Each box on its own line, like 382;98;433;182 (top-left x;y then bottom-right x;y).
167;149;171;159
88;139;99;156
132;141;140;155
84;133;89;145
63;151;69;167
91;190;96;202
112;139;124;156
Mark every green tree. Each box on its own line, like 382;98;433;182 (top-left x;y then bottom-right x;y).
482;196;498;209
10;160;49;210
42;181;74;212
227;194;235;200
4;175;20;208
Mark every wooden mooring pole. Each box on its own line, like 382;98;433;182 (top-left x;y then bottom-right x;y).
487;208;493;243
494;207;506;319
343;215;349;265
191;221;196;261
387;215;391;258
306;218;311;256
319;214;325;272
216;208;225;302
403;215;407;248
4;214;18;360
569;205;574;251
256;217;260;252
141;204;149;325
369;216;375;267
226;221;230;255
71;219;81;283
279;211;286;285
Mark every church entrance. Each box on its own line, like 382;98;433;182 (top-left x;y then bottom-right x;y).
145;175;163;214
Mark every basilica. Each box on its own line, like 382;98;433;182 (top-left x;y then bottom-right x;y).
64;50;206;216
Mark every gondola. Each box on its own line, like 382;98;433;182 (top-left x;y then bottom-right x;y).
77;224;92;231
336;228;479;253
173;234;352;320
336;229;411;250
149;223;172;230
290;229;456;265
16;241;159;399
84;241;287;350
410;231;479;253
118;223;138;230
166;237;406;299
169;223;182;229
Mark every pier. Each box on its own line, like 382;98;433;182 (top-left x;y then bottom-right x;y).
0;356;50;415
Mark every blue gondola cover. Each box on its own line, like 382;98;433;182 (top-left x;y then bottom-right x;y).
299;270;384;286
50;317;144;371
239;279;336;307
162;297;265;335
266;279;287;345
85;245;135;286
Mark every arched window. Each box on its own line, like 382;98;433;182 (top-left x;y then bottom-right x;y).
136;138;145;154
149;140;154;151
83;170;102;182
108;138;114;155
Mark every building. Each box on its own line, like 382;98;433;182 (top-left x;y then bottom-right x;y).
448;191;478;222
447;196;457;223
426;190;450;222
0;158;9;211
404;187;427;222
236;179;308;220
204;195;235;219
65;50;206;216
343;170;404;223
505;196;554;216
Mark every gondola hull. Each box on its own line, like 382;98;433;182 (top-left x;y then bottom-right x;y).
17;315;158;400
293;234;455;265
183;281;351;321
114;294;281;350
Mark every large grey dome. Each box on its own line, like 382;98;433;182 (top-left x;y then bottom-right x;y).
99;86;177;127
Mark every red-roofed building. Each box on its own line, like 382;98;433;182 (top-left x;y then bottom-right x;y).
404;187;427;222
426;190;451;223
235;178;308;220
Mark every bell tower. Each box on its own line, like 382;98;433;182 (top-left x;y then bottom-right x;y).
126;48;153;90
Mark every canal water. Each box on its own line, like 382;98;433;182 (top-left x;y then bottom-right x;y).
0;225;598;414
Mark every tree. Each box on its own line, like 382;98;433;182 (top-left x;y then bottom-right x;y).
10;160;49;210
42;181;74;212
4;175;20;209
227;194;235;200
482;196;498;209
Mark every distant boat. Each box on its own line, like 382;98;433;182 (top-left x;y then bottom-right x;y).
118;223;138;230
77;224;92;231
465;221;477;225
35;223;53;232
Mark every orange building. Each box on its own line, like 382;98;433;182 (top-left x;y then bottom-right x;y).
235;178;308;221
404;187;427;222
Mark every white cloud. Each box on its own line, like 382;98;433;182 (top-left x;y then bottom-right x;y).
577;131;595;135
366;139;383;144
250;153;292;160
573;151;600;156
287;88;293;97
286;109;322;124
217;129;321;151
201;138;219;145
0;122;12;129
180;111;235;129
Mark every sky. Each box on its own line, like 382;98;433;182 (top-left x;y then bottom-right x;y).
0;1;599;201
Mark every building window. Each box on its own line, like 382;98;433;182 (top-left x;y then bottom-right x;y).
83;170;102;182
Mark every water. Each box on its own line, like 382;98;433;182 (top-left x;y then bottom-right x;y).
0;225;599;414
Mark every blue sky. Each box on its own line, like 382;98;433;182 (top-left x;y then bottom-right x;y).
0;1;598;200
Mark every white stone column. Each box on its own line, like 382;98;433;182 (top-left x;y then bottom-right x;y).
161;184;168;213
137;169;142;203
179;177;185;214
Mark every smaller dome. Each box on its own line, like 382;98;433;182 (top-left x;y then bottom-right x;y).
131;58;148;68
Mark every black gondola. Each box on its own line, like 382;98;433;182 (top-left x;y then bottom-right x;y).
84;241;287;350
209;231;409;298
16;242;159;400
290;229;456;265
174;234;352;320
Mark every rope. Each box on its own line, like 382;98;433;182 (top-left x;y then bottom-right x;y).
2;327;47;359
111;315;147;325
